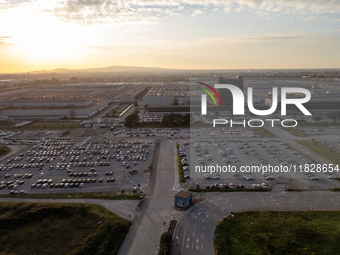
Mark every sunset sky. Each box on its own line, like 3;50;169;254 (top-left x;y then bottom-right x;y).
1;0;340;73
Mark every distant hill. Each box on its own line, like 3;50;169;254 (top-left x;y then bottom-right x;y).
31;65;177;74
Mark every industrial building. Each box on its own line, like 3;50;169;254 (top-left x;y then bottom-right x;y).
189;76;244;113
265;96;340;112
217;76;244;107
145;95;173;106
0;85;134;120
0;100;110;119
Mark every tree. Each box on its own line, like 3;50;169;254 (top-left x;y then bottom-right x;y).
161;113;189;127
326;111;338;122
312;114;322;122
121;189;125;195
125;112;140;127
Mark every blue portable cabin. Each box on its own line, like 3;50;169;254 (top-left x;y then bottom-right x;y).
175;191;193;209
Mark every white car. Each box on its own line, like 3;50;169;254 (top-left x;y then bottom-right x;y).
310;176;319;180
39;172;44;178
328;175;337;179
261;183;268;188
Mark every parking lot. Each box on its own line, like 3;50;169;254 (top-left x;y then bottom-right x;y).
111;127;190;139
0;137;154;195
183;139;340;190
189;127;257;139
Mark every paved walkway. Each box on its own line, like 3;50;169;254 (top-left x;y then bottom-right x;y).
117;140;178;255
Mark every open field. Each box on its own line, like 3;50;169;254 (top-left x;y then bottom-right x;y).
0;192;141;200
296;140;340;165
0;146;11;156
282;127;310;137
297;122;340;127
0;202;130;255
251;127;275;138
215;211;340;255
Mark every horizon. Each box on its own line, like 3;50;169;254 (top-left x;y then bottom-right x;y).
2;65;340;75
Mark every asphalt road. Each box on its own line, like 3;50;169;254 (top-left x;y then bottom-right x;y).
117;140;178;255
171;187;340;255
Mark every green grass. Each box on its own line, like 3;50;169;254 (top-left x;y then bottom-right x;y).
297;122;340;127
158;220;177;255
296;140;340;165
0;202;130;255
0;192;141;200
282;127;309;137
24;121;82;130
215;211;340;255
188;188;270;192
61;130;71;137
251;127;275;138
0;146;11;156
176;144;185;183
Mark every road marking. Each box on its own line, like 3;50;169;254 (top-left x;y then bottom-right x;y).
181;227;187;254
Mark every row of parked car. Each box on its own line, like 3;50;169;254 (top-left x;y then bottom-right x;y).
179;141;190;179
195;182;268;189
0;179;25;190
30;177;115;189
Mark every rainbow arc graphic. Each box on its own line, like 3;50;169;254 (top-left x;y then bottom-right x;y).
196;82;223;106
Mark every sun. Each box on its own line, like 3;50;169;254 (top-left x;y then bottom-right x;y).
1;6;88;65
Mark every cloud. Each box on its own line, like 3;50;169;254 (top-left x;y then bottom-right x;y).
3;0;340;25
177;32;340;46
0;36;13;46
191;9;204;17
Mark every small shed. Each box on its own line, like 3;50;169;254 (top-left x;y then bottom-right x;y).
175;191;193;209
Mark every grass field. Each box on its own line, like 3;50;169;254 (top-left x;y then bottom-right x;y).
0;146;11;156
176;144;185;183
0;192;141;200
24;121;82;130
252;127;275;138
0;202;130;255
215;211;340;255
296;140;340;165
282;127;309;137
